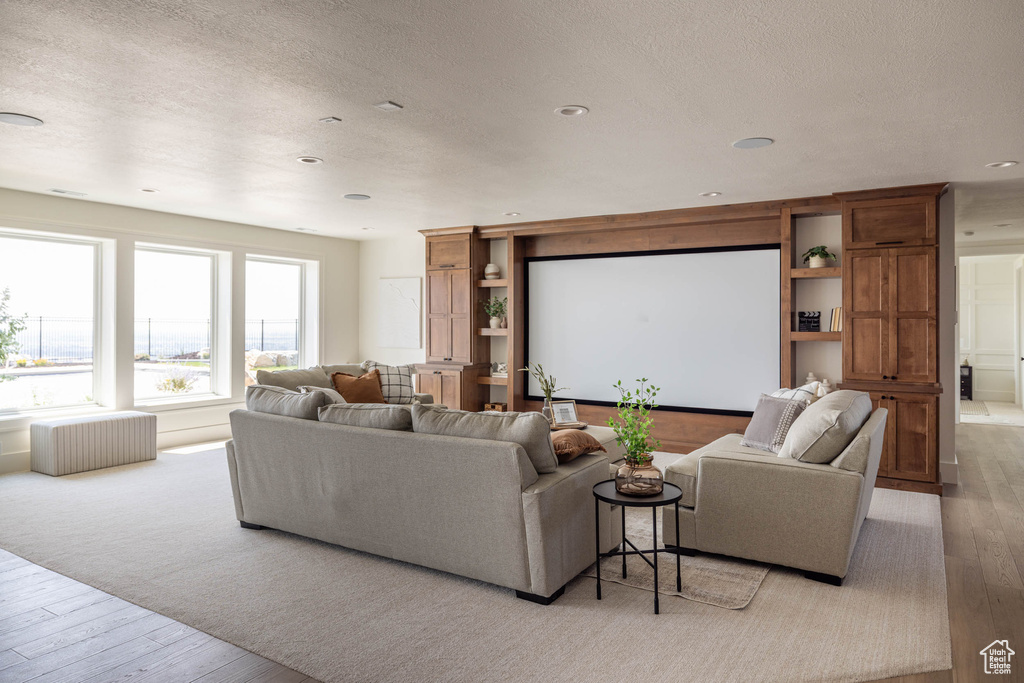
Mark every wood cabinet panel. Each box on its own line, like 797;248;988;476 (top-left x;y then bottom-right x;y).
847;318;886;379
426;317;449;362
888;247;937;383
889;394;936;482
892;318;936;382
449;269;471;315
844;249;888;381
449;317;471;363
427;271;449;315
848;250;886;312
427;235;471;269
844;196;935;248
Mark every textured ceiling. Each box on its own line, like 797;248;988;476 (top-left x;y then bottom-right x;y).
0;0;1022;242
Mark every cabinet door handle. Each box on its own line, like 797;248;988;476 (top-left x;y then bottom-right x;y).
891;375;897;380
433;371;442;375
438;264;455;268
877;240;905;245
882;375;889;379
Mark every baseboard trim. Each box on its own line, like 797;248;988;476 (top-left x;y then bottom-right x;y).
0;451;30;475
940;459;959;486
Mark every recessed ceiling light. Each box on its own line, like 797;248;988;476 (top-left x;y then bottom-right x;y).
733;137;774;149
699;192;722;197
995;223;1011;228
554;105;589;117
297;156;323;164
48;188;87;197
985;161;1018;168
504;212;521;216
361;227;375;231
374;101;403;111
140;188;159;193
0;112;44;126
962;231;975;236
318;116;342;124
295;227;318;233
344;194;371;200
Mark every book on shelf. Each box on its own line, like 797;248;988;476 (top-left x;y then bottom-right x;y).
828;307;843;332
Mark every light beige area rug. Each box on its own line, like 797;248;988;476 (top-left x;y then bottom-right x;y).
0;448;951;683
582;508;770;609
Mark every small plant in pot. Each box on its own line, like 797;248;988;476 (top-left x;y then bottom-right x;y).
482;296;508;329
802;246;837;269
518;362;568;424
607;378;664;496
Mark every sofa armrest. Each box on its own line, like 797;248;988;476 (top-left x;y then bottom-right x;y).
521;454;614;597
695;452;865;578
414;393;434;404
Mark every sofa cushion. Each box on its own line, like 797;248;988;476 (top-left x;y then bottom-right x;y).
297;385;347;404
411;405;559;474
830;434;871;473
255;367;330;391
663;434;774;507
361;360;416;404
770;382;821;405
551;429;607;463
319;363;365;377
331;370;386;404
778;390;872;464
318;403;413;431
245;385;326;420
740;394;807;453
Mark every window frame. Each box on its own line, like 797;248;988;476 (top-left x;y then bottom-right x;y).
245;254;319;370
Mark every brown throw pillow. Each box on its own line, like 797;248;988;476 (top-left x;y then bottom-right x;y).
330;370;386;404
551;429;607;463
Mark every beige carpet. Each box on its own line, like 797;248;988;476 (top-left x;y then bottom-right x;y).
582;508;770;609
0;448;951;683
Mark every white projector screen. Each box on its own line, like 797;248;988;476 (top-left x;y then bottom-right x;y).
526;247;781;414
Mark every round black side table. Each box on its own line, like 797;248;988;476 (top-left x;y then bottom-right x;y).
592;480;683;615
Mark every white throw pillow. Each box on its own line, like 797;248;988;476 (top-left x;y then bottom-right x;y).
770;382;821;406
778;390;872;464
361;360;416;404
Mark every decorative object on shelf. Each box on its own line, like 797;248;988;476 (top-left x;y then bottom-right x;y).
484;263;501;280
491;362;508;378
804;371;818;384
518;362;569;424
819;379;834;396
484;402;507;412
550;400;580;426
961;356;971;366
798;311;821;332
802;245;838;269
607;378;664;496
482;296;508;329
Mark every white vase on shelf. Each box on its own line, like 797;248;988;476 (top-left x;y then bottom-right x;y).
489;316;501;329
484;263;501;280
808;255;828;268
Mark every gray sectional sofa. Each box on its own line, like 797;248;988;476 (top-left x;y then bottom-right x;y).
227;394;623;603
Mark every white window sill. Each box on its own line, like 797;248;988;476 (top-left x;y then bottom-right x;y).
133;394;243;412
0;404;107;431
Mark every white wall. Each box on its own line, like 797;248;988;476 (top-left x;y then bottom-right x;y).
939;191;957;485
959;255;1018;402
358;234;426;365
0;188;360;473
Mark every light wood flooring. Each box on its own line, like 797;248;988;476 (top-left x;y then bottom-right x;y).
0;551;316;682
2;422;1022;682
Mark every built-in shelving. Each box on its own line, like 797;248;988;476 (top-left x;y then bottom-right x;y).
477;328;508;336
791;331;842;342
476;279;508;288
477;376;508;386
790;267;841;279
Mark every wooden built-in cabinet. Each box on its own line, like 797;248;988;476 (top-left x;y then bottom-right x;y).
843;247;937;384
426;268;472;362
839;183;946;495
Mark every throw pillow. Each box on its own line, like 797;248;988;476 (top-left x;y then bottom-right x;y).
245;385;326;420
298;385;347;404
318;404;413;431
551;429;608;463
331;370;386;404
411;404;559;473
770;382;821;405
255;367;331;391
361;360;416;404
778;390;872;464
739;394;807;453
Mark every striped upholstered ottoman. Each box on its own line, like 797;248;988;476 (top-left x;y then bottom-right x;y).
30;411;157;476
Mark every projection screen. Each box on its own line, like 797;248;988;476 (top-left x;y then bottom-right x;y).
526;246;781;414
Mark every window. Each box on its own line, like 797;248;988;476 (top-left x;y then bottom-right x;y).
0;232;98;412
245;258;310;383
134;247;216;401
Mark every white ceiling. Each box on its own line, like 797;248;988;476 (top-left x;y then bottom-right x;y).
0;0;1022;242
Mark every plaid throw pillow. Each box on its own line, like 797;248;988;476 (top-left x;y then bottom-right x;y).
361;361;416;404
770;382;821;406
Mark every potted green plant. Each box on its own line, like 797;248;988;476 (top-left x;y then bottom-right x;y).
518;362;568;424
606;378;664;496
802;246;838;269
482;296;508;329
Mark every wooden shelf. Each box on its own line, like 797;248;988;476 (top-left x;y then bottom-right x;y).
477;328;508;336
476;279;508;288
790;267;841;279
791;331;842;341
477;376;508;386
